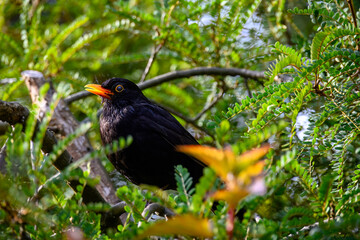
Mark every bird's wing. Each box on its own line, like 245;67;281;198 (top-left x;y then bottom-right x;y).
138;103;198;144
135;103;207;167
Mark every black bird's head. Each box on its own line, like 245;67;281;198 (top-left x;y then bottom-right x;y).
85;78;147;105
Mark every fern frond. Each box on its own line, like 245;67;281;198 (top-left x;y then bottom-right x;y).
266;53;303;84
282;207;314;224
191;167;217;214
318;175;333;212
60;20;133;63
1;79;23;101
336;189;360;215
0;33;23;56
109;3;159;27
45;15;89;59
175;165;194;207
311;32;329;60
286;160;318;197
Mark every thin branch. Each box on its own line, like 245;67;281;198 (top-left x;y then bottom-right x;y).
347;0;359;50
347;0;358;28
244;77;253;98
101;201;127;229
142;203;175;221
0;78;17;85
138;67;266;89
140;44;163;83
0;141;7;174
64;67;266;104
64;90;92;105
29;0;40;20
192;89;224;122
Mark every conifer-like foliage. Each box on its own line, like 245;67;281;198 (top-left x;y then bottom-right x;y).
1;0;360;239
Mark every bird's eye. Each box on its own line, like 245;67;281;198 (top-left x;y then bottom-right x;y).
115;84;124;93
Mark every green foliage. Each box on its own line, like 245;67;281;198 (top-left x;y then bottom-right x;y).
175;165;194;208
1;0;360;239
0;99;130;238
220;0;360;238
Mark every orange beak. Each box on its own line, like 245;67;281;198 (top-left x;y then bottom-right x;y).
85;84;114;99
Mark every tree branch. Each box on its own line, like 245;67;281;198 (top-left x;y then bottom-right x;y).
347;0;359;50
101;201;127;229
0;142;7;174
64;67;266;104
64;90;92;105
0;78;17;85
142;203;175;221
140;44;163;83
138;67;266;89
193;89;224;122
0;100;105;204
244;78;253;98
22;70;119;205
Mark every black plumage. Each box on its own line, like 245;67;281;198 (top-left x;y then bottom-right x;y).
85;78;205;189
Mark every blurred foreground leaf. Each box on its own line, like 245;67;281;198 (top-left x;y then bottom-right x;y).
178;145;269;208
135;214;213;239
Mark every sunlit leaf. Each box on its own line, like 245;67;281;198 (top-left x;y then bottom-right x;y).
135;214;213;239
178;145;268;208
177;145;234;181
177;144;270;182
212;188;249;208
238;161;266;184
233;144;270;174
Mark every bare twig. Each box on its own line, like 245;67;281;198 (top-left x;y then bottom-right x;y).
64;67;266;104
64;90;92;105
140;44;163;83
346;0;359;50
244;78;253;98
193;89;224;122
0;142;7;174
347;0;358;28
101;201;127;229
28;0;40;20
138;67;266;89
0;78;17;85
142;203;175;221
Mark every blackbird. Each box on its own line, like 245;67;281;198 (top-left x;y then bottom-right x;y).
85;78;205;189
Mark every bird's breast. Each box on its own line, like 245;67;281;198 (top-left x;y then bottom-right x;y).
100;105;136;145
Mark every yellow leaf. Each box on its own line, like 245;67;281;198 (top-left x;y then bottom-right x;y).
233;144;270;174
212;188;249;208
178;145;269;208
178;144;270;183
177;145;235;181
135;214;213;240
238;161;266;185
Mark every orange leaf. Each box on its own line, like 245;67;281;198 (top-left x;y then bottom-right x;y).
135;214;213;240
212;188;249;208
233;144;270;174
177;145;235;181
237;161;266;184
